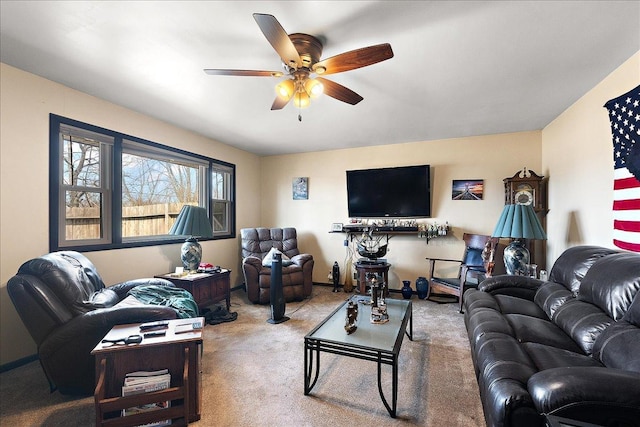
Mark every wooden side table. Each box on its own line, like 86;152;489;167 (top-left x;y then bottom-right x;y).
92;317;204;426
355;262;391;295
156;269;231;310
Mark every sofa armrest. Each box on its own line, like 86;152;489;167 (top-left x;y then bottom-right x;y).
528;367;640;424
38;304;178;395
478;274;545;300
291;253;313;266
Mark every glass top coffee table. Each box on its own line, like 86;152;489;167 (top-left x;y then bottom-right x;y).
304;295;413;418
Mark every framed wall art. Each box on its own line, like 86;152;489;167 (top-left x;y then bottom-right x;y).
293;177;309;200
452;179;484;200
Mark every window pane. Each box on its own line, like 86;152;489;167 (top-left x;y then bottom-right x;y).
65;191;102;240
122;152;199;237
212;201;228;232
212;170;226;200
63;138;101;187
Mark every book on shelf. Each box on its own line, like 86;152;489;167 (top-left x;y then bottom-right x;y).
122;369;172;426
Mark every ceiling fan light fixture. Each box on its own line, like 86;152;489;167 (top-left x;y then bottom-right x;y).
305;78;324;98
275;79;295;98
293;91;310;109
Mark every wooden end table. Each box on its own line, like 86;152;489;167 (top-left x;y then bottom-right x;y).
92;317;204;426
355;262;391;296
156;269;231;310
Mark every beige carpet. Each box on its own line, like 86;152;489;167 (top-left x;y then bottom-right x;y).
0;286;485;426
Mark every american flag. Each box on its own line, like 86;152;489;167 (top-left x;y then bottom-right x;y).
604;85;640;252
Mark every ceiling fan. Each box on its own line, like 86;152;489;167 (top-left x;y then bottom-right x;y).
204;13;394;113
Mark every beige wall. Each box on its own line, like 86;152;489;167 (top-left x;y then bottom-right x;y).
260;132;541;289
542;51;640;262
0;63;261;364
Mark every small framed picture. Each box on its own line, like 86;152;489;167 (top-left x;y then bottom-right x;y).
452;179;484;200
331;223;343;232
293;177;308;200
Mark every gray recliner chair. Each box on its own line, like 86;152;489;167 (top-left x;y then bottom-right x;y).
240;227;314;304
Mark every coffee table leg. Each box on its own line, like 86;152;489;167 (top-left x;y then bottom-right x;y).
304;339;320;395
377;353;398;418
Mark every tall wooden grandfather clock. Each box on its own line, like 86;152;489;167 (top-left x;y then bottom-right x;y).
503;168;548;271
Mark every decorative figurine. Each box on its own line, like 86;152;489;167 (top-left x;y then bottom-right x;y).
368;273;389;324
344;300;359;334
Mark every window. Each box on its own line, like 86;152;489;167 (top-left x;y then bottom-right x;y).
50;114;235;251
211;166;233;234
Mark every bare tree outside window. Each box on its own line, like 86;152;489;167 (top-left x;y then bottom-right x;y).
121;153;199;237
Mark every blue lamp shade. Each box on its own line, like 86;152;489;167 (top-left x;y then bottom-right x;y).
169;205;214;271
492;204;547;275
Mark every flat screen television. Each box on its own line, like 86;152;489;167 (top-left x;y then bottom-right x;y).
346;165;431;218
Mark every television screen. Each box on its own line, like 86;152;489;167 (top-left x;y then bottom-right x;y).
346;165;431;218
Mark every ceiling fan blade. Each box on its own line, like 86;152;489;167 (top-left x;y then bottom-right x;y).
314;43;393;75
204;69;283;77
316;77;363;105
253;13;302;69
271;94;292;110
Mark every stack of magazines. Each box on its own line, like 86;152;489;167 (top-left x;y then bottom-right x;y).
122;369;171;426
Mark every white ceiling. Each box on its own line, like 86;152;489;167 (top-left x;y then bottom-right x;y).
1;1;639;156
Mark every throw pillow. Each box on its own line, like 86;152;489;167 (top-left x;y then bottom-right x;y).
262;247;293;266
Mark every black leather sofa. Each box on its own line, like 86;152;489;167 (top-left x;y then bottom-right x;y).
7;251;184;396
463;245;640;427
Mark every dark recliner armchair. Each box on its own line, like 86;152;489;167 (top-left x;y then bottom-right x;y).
241;227;314;304
7;251;184;396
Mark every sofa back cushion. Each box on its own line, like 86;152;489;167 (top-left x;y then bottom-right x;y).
592;291;640;372
578;252;640;321
552;299;613;355
534;282;574;320
241;227;301;260
17;251;106;316
548;246;619;294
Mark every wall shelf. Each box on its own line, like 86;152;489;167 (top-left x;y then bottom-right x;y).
332;223;450;243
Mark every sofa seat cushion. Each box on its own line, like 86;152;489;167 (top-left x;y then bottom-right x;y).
258;264;303;282
466;308;515;349
505;314;583;353
522;342;602;371
476;333;537;382
494;295;547;319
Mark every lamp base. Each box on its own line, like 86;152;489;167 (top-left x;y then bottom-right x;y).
503;239;530;275
181;237;202;272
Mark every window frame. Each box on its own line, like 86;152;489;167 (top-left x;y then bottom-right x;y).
50;114;236;252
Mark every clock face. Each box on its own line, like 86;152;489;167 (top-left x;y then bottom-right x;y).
515;189;534;205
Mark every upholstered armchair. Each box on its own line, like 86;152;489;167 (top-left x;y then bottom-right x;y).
241;227;314;304
7;251;187;396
